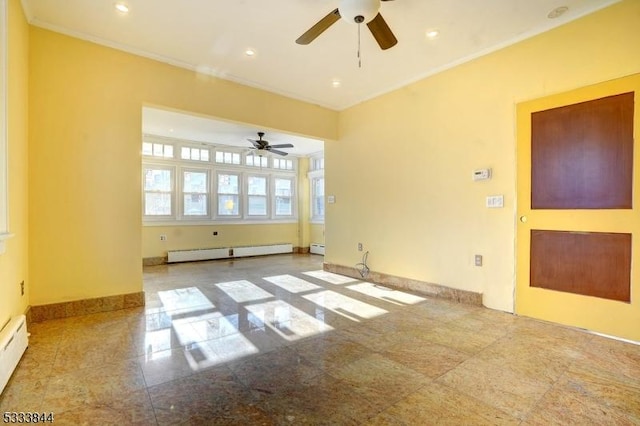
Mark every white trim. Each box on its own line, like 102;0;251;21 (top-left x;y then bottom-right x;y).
272;175;297;219
142;164;176;220
0;232;13;254
142;135;298;225
180;167;211;219
0;0;9;254
245;173;269;218
142;220;298;227
308;170;325;223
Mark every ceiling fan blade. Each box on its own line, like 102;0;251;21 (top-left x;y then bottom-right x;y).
269;143;294;149
367;13;397;50
296;8;341;45
247;138;260;148
267;148;289;156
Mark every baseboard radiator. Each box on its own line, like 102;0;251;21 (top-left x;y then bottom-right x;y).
310;243;325;255
168;243;293;263
0;315;29;394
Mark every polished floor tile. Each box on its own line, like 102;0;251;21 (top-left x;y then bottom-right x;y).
2;253;640;425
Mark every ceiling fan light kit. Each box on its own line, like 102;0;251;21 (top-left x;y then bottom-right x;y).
339;0;380;24
296;0;397;51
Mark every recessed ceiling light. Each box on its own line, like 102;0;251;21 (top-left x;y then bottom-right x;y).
547;6;568;19
331;79;341;88
114;3;129;13
426;29;440;39
245;49;256;57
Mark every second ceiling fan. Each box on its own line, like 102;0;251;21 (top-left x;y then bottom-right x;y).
296;0;398;50
247;132;294;156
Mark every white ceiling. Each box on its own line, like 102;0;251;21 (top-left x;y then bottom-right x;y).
22;0;618;152
142;107;325;156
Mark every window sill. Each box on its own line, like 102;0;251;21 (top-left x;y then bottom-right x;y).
0;232;14;254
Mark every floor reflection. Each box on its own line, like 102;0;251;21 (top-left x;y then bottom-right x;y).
9;255;638;424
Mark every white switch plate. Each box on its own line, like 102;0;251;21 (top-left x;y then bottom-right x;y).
486;195;504;208
327;195;336;204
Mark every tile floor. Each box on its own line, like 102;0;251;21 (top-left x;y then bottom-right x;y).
2;254;640;425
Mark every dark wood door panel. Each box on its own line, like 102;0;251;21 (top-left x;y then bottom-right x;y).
531;92;634;209
530;230;631;302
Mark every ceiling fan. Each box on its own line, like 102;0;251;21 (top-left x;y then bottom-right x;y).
247;132;294;156
296;0;398;50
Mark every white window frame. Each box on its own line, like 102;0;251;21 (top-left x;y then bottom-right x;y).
245;153;268;168
142;164;175;220
246;173;269;218
143;141;174;159
215;170;242;219
272;157;294;171
309;170;325;223
273;175;296;219
215;150;241;165
180;167;210;219
0;0;10;254
180;145;210;162
141;137;300;225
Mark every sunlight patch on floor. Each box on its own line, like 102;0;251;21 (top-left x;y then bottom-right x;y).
303;270;360;285
264;274;322;293
303;290;388;322
347;282;427;305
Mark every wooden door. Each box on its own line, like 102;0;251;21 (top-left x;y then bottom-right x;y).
516;74;640;341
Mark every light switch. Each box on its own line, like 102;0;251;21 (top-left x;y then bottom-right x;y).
486;195;504;208
327;195;336;204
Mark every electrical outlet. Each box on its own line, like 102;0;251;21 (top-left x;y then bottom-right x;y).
474;255;483;267
20;281;24;296
160;235;167;241
358;243;363;251
213;231;218;236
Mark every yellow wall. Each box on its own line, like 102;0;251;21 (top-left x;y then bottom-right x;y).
310;224;324;245
0;0;29;323
10;0;638;318
327;0;640;312
28;27;337;305
142;224;300;258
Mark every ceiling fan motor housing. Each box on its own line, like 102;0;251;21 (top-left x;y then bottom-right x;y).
339;0;380;24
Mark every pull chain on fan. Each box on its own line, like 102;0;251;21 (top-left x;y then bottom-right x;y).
357;22;362;68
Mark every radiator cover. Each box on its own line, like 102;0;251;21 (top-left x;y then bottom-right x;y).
0;315;28;394
168;243;293;263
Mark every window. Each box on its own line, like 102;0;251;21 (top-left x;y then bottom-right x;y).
143;142;174;158
141;138;299;223
144;166;173;216
273;158;293;170
216;151;241;165
311;177;325;221
183;170;209;217
217;173;240;216
309;155;325;223
246;154;268;168
181;146;210;162
311;157;324;171
247;176;268;216
274;178;294;217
